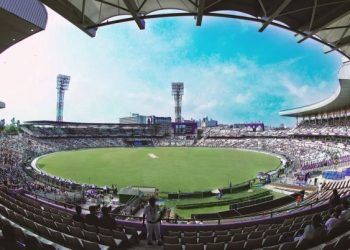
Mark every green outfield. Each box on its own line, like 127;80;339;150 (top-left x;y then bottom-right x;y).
37;147;280;192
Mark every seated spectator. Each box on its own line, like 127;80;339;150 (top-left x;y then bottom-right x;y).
99;206;117;229
0;224;24;250
24;236;41;250
298;214;326;241
72;205;84;223
85;206;98;226
0;181;8;192
329;189;341;208
340;200;350;221
325;207;342;233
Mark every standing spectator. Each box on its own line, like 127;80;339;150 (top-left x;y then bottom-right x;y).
329;189;341;208
143;197;162;246
72;205;84;223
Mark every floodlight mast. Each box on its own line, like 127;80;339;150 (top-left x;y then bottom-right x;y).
56;74;71;122
172;82;184;123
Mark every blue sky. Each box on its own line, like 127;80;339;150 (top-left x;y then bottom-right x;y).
0;8;343;126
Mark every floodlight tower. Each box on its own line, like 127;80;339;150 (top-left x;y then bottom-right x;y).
172;82;184;123
56;74;71;122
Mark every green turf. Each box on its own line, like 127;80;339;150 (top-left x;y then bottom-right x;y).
37;147;280;192
165;188;268;206
170;188;285;218
174;205;230;219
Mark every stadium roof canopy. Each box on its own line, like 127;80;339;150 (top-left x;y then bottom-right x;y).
41;0;350;58
0;101;5;109
0;0;47;53
279;62;350;118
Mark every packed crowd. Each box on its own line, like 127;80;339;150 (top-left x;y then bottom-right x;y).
197;137;350;174
202;126;288;138
22;124;164;138
291;117;350;136
153;137;195;147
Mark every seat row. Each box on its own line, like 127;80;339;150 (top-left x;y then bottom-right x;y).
163;240;299;250
0;192;141;249
0;203;119;249
0;217;58;250
324;180;350;190
163;229;350;250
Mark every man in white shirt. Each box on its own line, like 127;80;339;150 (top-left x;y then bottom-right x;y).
340;201;350;221
143;197;162;246
325;208;342;233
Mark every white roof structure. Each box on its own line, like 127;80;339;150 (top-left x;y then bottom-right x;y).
279;62;350;117
40;0;350;58
0;0;47;53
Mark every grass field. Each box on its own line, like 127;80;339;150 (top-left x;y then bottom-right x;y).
37;147;280;192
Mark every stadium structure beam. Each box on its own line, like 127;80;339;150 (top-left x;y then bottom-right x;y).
86;12;350;59
94;0;128;12
279;0;350;17
196;0;206;26
204;0;224;11
325;33;350;54
137;0;148;12
308;0;318;32
259;0;292;32
298;6;350;43
81;0;86;24
258;0;267;17
123;0;145;30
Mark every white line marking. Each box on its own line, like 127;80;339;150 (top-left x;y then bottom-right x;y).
148;153;159;159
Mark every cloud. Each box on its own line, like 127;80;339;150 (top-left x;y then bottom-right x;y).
234;93;252;104
0;8;342;127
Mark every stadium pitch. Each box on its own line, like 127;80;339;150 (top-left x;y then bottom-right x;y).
37;147;281;192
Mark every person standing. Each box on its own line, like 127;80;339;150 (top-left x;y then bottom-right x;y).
143;197;162;246
329;189;341;208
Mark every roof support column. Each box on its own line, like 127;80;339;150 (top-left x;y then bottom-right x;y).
196;0;206;26
123;0;145;30
81;0;86;24
259;0;292;32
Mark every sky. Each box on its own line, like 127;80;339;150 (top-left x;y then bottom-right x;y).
0;7;343;127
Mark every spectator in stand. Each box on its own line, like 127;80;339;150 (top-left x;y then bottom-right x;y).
85;206;98;226
0;180;8;192
72;205;84;223
297;214;326;242
24;236;41;250
329;189;341;208
99;206;117;229
325;207;342;233
0;224;24;250
340;200;350;221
